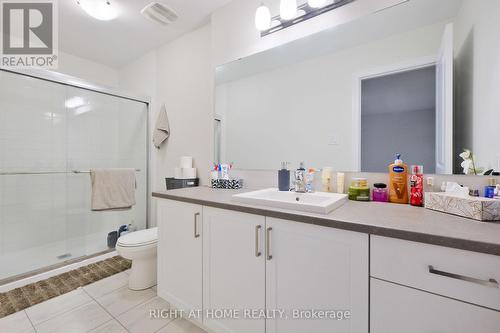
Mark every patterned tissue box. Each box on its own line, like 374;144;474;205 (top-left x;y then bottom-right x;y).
425;192;500;222
211;179;244;190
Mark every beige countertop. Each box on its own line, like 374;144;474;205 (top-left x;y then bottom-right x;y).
153;187;500;256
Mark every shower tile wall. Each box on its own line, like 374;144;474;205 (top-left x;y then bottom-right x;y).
0;71;148;280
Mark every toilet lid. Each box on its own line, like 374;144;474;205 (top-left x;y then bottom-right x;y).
117;227;158;247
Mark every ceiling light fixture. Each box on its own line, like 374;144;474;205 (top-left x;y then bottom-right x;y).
280;0;297;20
77;0;118;21
255;4;271;31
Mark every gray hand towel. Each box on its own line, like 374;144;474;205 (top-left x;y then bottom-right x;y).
90;169;136;211
153;104;170;149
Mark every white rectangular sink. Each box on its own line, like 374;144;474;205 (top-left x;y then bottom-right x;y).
232;188;348;214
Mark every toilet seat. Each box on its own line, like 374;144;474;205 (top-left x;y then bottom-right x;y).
117;227;158;248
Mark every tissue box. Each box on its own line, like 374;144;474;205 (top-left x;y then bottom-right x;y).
425;192;500;222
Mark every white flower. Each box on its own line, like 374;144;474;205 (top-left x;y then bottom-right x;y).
460;150;471;160
461;159;472;174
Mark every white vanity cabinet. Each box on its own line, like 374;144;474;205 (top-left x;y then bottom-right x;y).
202;207;266;333
157;199;203;323
265;218;369;333
200;211;369;333
157;197;500;333
156;199;369;333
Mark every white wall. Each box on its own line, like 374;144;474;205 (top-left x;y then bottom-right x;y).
454;0;500;172
118;25;214;198
54;51;119;88
216;21;446;171
3;35;119;88
155;25;214;187
211;0;407;66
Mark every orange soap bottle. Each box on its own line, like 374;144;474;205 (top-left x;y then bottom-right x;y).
389;154;409;204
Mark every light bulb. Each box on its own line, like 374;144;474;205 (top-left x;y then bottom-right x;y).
78;0;118;21
255;4;271;31
308;0;328;8
280;0;297;20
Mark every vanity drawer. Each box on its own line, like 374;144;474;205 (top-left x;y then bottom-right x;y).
371;278;500;333
370;236;500;311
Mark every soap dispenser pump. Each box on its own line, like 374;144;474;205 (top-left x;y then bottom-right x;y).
389;153;409;204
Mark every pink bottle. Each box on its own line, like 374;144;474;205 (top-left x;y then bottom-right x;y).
410;165;424;207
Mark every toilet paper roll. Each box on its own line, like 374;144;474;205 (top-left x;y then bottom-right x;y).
174;168;182;179
180;156;193;169
182;168;197;179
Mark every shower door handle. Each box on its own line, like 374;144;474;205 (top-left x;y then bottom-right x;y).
194;213;201;238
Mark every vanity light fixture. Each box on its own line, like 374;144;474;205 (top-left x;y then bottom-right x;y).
308;0;328;8
257;0;355;37
77;0;118;21
280;0;298;20
255;4;272;31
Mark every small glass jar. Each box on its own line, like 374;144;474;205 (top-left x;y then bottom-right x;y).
348;178;370;201
372;183;389;202
485;186;496;199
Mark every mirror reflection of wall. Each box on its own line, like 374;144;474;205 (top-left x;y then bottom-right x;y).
215;0;500;175
454;0;500;175
361;67;436;174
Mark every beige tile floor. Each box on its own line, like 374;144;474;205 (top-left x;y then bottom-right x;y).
0;270;207;333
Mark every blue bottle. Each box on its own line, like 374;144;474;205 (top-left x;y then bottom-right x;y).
278;162;290;191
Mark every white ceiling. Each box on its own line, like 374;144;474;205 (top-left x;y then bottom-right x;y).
59;0;232;69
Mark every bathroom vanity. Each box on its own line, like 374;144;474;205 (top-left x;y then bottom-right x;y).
154;187;500;333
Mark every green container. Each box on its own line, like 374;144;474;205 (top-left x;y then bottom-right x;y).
348;178;371;201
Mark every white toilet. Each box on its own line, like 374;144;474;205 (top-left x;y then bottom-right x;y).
116;227;158;290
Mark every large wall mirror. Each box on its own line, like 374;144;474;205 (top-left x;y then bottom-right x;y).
214;0;500;176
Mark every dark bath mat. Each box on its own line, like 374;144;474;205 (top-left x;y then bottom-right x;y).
0;256;131;318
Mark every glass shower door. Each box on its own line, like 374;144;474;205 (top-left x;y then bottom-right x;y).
0;70;148;282
64;86;148;260
0;70;69;280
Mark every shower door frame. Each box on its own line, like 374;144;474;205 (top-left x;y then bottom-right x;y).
0;67;151;284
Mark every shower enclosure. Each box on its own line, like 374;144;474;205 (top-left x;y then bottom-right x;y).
0;68;149;282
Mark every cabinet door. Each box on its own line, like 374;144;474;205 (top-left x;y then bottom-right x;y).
157;199;203;322
203;207;266;333
265;218;369;333
371;278;500;333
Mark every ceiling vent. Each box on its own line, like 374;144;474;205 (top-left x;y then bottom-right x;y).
141;2;179;26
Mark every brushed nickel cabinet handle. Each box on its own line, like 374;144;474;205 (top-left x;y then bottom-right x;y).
266;227;273;260
194;212;201;238
428;265;499;288
255;225;262;257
